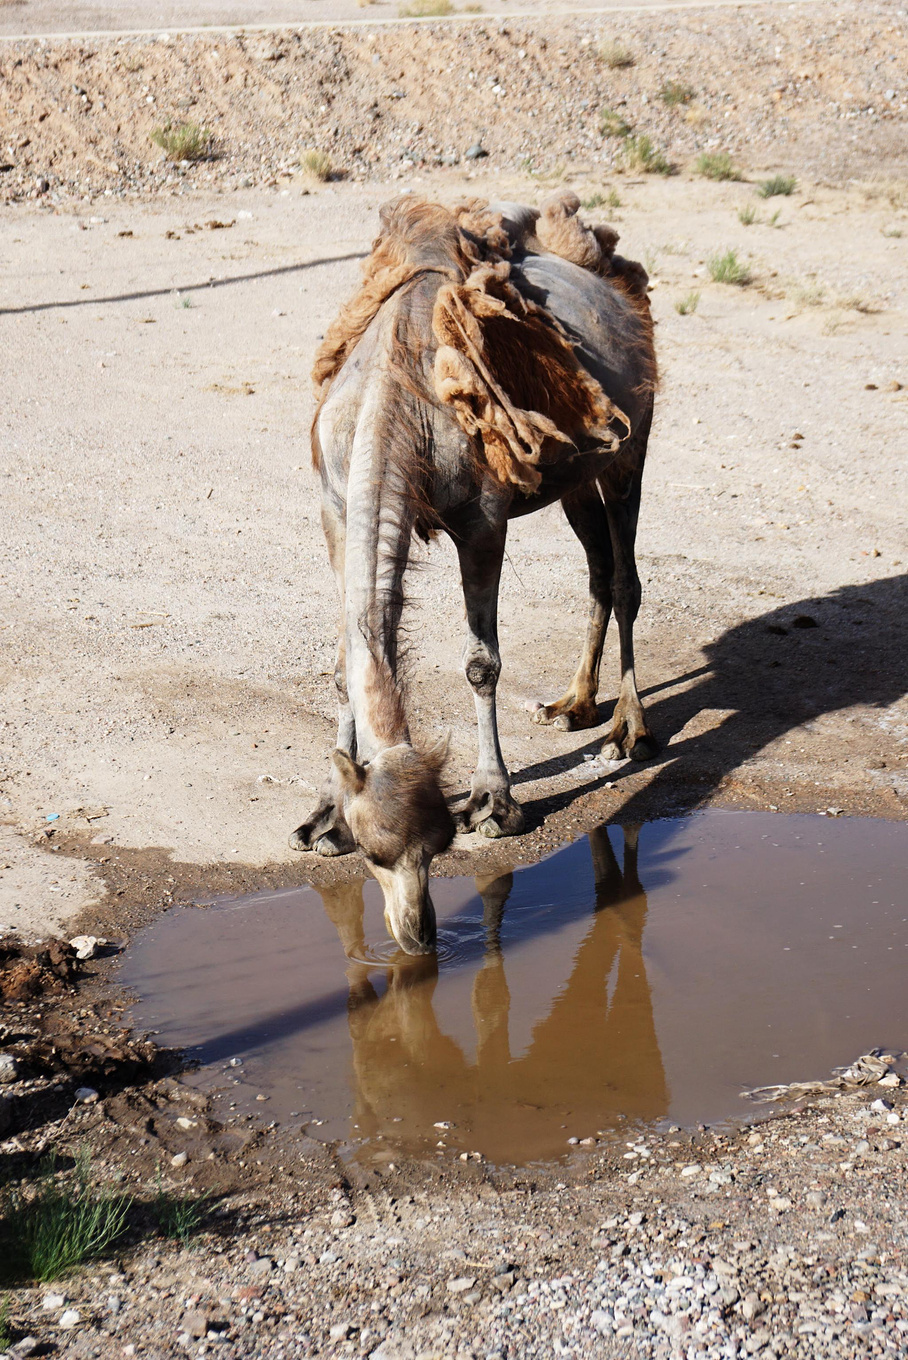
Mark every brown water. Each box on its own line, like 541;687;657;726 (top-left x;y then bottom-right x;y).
120;811;908;1165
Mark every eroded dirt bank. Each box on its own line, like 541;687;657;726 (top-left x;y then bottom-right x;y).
0;2;906;204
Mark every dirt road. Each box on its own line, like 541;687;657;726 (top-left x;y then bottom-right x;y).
2;163;906;938
0;0;845;40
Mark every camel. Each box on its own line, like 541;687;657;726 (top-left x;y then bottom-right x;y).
290;191;658;955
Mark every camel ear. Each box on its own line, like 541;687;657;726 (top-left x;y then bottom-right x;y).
332;748;366;794
422;731;450;776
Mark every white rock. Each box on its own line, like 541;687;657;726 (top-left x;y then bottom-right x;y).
58;1310;81;1329
680;1163;701;1177
446;1276;476;1293
175;1116;197;1130
74;1087;98;1104
69;934;105;959
41;1294;66;1311
170;1151;188;1168
0;1053;19;1083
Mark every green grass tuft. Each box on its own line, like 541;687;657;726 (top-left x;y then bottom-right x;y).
150;121;212;163
599;108;631;139
737;203;758;225
0;1152;132;1285
675;290;700;315
597;39;634;69
659;80;695;107
154;1173;211;1248
707;248;752;286
0;1296;11;1350
756;173;797;199
581;188;621;210
621;134;672;176
695;151;740;182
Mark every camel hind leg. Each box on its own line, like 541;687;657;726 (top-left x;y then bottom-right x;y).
526;484;614;732
598;481;658;762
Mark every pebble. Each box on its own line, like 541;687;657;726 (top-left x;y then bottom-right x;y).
247;1256;273;1277
41;1294;66;1311
0;1053;19;1083
74;1086;99;1104
170;1151;188;1168
58;1309;81;1329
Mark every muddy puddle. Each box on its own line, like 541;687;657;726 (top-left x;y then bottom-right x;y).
119;811;908;1165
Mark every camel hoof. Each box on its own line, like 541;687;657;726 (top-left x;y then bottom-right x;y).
524;700;543;714
478;816;506;839
628;734;659;762
288;827;312;852
314;829;355;857
600;740;625;761
553;713;572;732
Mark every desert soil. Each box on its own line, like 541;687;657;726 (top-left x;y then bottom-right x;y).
0;0;907;1356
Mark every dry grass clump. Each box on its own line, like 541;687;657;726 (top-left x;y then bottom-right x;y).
301;149;333;180
621;134;672;176
150;121;212;162
398;0;454;13
600;108;631;138
707;248;751;286
757;174;797;199
675;290;700;315
738;203;758;226
788;281;825;308
597;39;635;69
660;80;695;107
695;151;740;182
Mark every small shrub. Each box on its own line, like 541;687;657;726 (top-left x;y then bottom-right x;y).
598;39;634;69
600;108;631;138
707;248;751;286
756;174;797;199
301;149;333;181
675;290;700;315
882;225;903;238
0;1153;132;1284
621;134;672;176
398;0;453;13
737;203;758;226
695;151;740;182
582;188;621;210
150;121;211;163
659;80;695;107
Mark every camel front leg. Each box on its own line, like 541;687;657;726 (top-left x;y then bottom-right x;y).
454;528;525;839
289;501;357;856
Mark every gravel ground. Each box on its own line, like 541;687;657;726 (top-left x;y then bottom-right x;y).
2;1074;907;1358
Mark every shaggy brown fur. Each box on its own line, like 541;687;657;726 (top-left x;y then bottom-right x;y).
312;193;646;492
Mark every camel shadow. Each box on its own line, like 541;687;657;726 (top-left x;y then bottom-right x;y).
508;572;908;826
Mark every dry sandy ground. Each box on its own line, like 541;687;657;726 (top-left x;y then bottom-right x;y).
1;162;906;939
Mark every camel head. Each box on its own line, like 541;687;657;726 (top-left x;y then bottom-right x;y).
332;738;454;955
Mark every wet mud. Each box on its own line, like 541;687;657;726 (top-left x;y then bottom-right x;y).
120;810;908;1166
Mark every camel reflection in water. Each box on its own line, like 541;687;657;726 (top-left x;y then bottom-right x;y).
316;826;668;1163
